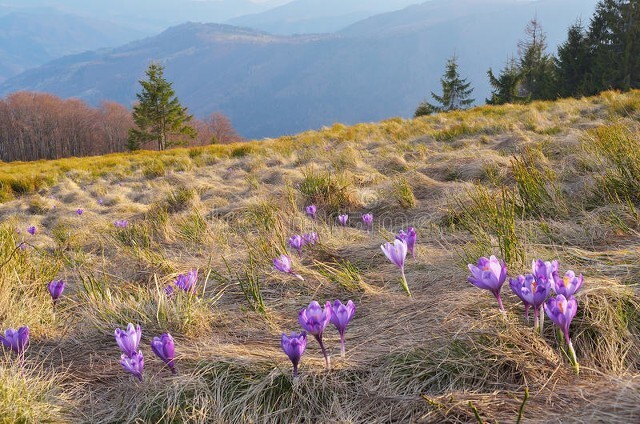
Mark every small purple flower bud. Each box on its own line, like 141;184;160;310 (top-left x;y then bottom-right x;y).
330;300;355;356
281;331;307;378
467;255;507;311
164;285;175;298
174;269;198;294
305;205;317;220
274;255;304;280
114;220;128;228
151;333;176;374
362;213;373;230
0;326;29;355
120;351;144;381
98;198;104;206
27;226;36;236
48;280;66;305
288;235;305;257
114;323;142;357
338;214;348;226
76;208;84;215
303;232;318;245
396;227;417;258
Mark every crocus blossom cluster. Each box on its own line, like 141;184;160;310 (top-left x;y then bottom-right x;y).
282;299;355;377
468;256;583;373
165;269;198;295
115;323;177;380
288;232;319;257
396;227;417;259
114;220;128;228
1;326;29;356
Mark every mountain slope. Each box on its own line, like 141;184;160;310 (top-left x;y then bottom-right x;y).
0;11;146;82
0;0;600;138
227;0;420;35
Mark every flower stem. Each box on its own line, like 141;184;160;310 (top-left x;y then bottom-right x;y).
293;363;298;378
400;269;412;297
340;333;346;357
315;334;330;369
495;293;505;312
567;337;579;375
533;307;539;331
538;306;545;334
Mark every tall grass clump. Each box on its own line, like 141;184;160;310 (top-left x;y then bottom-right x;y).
314;259;365;292
211;255;267;317
449;186;524;266
0;361;67;423
391;177;417;209
511;146;565;217
298;169;359;215
583;123;640;204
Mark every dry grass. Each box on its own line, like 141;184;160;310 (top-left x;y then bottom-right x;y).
1;90;640;422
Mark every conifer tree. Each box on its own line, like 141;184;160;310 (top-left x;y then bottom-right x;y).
486;57;528;105
128;63;196;151
415;55;475;116
587;0;640;93
555;21;590;97
517;18;557;100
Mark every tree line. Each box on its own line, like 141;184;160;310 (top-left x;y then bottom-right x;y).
416;0;640;115
0;64;242;162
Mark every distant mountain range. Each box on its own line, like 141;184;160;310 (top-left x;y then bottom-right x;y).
0;10;146;82
0;0;600;138
227;0;420;35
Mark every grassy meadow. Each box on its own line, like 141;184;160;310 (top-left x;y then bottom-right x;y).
1;90;640;423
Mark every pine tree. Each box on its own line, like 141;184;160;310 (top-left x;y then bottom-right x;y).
128;63;196;151
587;0;640;93
486;57;528;105
415;55;475;116
517;18;557;100
555;21;590;97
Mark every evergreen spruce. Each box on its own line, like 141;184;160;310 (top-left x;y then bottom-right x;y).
486;57;528;105
128;63;196;151
415;54;475;117
517;18;557;100
555;21;590;98
587;0;640;93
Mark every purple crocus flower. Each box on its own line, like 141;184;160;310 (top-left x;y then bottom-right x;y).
114;220;128;228
120;351;144;381
298;301;332;368
381;239;411;296
0;326;29;355
164;284;175;298
174;269;198;294
27;226;36;236
48;279;66;306
281;331;307;378
330;300;355;357
509;275;531;323
362;213;373;231
76;208;84;215
532;259;558;286
303;232;318;245
273;254;304;281
288;235;305;257
396;227;417;259
467;256;508;311
151;333;176;374
545;294;579;373
98;198;104;206
305;205;317;220
552;271;583;297
510;274;550;330
338;214;348;226
114;323;142;357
